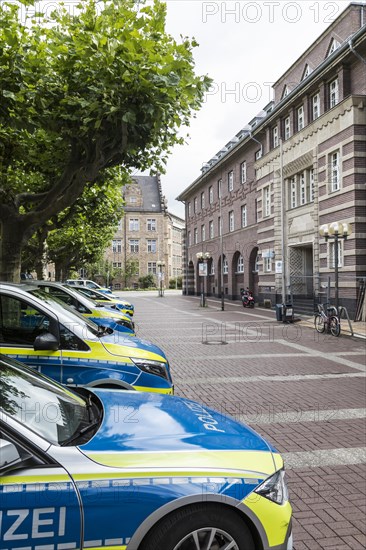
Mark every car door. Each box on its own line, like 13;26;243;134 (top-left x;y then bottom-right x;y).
0;430;81;549
0;293;63;382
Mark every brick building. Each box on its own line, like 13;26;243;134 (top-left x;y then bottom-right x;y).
105;175;184;289
177;3;366;315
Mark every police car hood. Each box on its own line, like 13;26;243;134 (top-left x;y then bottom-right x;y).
79;390;281;476
100;333;167;360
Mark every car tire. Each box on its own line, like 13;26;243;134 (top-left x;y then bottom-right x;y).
139;503;255;550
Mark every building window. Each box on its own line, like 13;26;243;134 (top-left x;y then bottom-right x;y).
264;257;272;272
201;192;205;209
284;116;291;140
272;126;278;148
287;168;315;208
329;78;339;108
147;262;157;274
229;211;234;232
218;216;222;236
188;202;191;217
188;231;191;246
240;161;247;184
194;197;198;213
209;220;214;239
312;93;320;120
241;205;247;228
113;262;122;268
210;262;215;276
223;257;228;275
194;228;198;244
263;186;271;217
300;172;306;205
297;105;304;131
237;255;244;273
117;219;122;230
228;171;234;192
201;225;206;242
329;151;341;192
255;148;262;160
209;186;213;204
112;239;122;253
147;218;156;231
147;239;157;253
218;179;222;199
129;218;139;231
329;240;343;268
290;177;297;208
129;239;139;253
309;168;315;202
129;196;137;204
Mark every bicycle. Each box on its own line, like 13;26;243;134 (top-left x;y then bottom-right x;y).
314;303;341;336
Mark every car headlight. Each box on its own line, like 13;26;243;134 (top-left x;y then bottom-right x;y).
131;358;169;380
254;469;289;505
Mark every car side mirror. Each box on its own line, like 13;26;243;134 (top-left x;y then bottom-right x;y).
0;439;21;470
34;332;59;351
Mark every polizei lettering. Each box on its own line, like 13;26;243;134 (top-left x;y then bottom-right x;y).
0;507;66;541
184;402;225;433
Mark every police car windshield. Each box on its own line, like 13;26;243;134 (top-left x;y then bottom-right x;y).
0;357;89;445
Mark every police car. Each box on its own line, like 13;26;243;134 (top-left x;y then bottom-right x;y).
0;283;173;394
66;279;113;295
0;355;293;550
24;281;135;335
72;285;135;316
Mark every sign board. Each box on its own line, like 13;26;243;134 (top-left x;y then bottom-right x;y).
275;261;283;274
198;262;208;277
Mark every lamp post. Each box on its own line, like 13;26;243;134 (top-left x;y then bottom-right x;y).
319;222;352;310
196;252;211;307
157;260;165;297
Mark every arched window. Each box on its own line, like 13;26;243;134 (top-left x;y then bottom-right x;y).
237;255;244;273
223;257;229;275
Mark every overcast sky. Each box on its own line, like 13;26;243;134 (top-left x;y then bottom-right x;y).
145;0;353;218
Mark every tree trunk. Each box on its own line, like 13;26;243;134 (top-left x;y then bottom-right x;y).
0;220;26;282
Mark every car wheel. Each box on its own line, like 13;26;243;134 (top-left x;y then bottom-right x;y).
139;504;254;550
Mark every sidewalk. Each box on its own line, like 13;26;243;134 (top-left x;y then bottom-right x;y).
298;314;366;339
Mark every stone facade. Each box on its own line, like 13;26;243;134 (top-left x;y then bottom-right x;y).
105;176;185;289
177;3;366;316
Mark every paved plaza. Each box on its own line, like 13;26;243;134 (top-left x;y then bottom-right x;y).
118;290;366;550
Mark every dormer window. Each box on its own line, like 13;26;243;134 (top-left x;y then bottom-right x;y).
302;64;312;80
327;38;341;57
282;85;290;99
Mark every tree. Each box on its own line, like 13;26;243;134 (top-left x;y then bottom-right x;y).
138;274;156;289
0;0;211;281
21;170;127;279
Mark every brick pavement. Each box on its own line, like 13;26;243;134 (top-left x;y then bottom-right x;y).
119;290;366;550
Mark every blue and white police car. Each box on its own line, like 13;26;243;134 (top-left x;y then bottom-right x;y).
0;355;292;550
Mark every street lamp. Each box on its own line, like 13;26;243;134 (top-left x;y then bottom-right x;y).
157;260;165;297
196;252;211;307
319;222;352;310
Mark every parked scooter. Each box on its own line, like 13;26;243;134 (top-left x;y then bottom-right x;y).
241;288;255;308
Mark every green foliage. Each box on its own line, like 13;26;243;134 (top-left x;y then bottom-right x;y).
138;273;156;289
169;276;182;289
0;0;211;280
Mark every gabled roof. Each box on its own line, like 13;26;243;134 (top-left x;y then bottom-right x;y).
125;175;164;213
